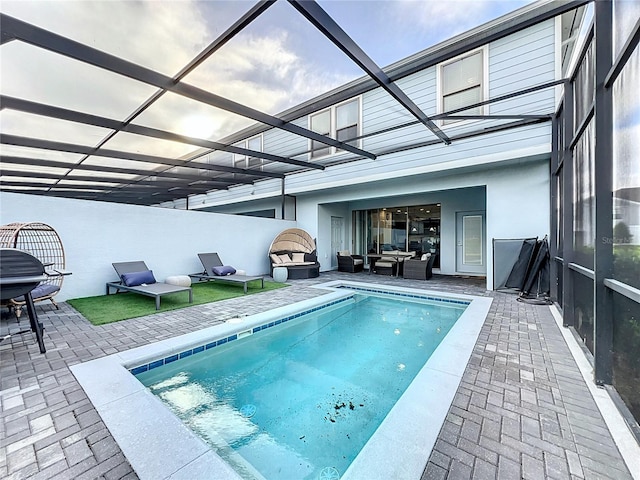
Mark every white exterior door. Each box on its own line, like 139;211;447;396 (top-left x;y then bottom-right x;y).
456;211;486;274
331;216;344;269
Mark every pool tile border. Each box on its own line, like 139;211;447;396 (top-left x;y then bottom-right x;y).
336;284;470;305
129;297;351;375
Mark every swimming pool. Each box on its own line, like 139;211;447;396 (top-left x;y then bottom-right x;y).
134;292;466;479
71;281;492;480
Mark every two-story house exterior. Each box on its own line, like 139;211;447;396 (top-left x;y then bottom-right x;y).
169;2;586;291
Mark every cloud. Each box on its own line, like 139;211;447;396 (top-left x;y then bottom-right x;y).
1;0;210;75
183;27;356;135
387;0;533;53
1;0;355;149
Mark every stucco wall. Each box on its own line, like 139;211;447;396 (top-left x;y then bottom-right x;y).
292;159;550;290
0;192;295;300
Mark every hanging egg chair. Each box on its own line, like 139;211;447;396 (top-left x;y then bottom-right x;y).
0;222;66;316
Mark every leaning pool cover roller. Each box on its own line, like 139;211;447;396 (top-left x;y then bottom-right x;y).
504;236;551;304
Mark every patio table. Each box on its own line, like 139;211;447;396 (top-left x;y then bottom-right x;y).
367;252;415;277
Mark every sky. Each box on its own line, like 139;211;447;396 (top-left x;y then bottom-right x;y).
0;0;537;152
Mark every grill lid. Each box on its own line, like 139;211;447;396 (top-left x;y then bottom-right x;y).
0;248;47;300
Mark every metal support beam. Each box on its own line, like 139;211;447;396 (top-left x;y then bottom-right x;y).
593;0;613;386
604;17;640;88
0;134;284;178
0;96;324;170
562;81;575;328
281;178;286;220
0;156;266;183
0;188;187;204
436;114;552;120
0;181;214;194
433;79;567;119
288;0;451;145
0;169;234;189
0;13;376;160
550;111;561;303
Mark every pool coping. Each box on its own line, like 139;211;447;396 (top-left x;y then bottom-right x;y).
70;283;492;480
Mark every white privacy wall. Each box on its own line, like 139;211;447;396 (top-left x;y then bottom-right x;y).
0;192;295;300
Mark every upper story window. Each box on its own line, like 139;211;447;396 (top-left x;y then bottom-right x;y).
233;134;263;170
309;97;361;159
439;48;486;125
310;110;331;159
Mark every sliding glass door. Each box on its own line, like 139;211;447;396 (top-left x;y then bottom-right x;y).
354;204;441;267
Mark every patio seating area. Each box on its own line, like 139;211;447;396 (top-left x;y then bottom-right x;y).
0;272;635;480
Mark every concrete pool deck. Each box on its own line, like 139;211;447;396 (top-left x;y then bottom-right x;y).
1;272;638;479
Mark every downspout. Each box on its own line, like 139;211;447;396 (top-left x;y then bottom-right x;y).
281;178;285;220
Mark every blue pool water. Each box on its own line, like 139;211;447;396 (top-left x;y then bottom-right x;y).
135;292;466;479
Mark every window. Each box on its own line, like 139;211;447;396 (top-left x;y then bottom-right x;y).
336;100;359;148
310;110;331;159
233;135;263;170
309;98;361;159
439;49;485;124
246;136;262;170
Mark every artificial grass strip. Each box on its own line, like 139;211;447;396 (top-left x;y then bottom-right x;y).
67;279;287;326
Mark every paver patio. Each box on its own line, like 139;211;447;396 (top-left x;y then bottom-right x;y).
0;272;635;479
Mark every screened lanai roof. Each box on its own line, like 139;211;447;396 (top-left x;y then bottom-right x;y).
0;0;588;206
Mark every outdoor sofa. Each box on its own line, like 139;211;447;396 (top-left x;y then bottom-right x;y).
269;228;320;279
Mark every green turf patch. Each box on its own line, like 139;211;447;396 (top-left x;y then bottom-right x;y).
67;279;287;326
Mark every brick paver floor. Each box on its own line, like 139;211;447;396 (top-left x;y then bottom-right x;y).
1;272;635;479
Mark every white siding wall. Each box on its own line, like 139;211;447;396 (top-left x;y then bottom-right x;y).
199;20;556;209
0;192;295;300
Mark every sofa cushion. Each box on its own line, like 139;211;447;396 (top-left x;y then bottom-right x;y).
14;283;60;301
291;252;305;262
421;253;431;261
353;259;364;265
376;261;395;267
212;265;236;276
121;270;156;287
338;250;350;256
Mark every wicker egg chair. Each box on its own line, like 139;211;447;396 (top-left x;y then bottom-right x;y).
0;222;66;317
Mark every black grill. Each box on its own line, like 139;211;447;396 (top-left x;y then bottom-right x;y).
0;248;55;353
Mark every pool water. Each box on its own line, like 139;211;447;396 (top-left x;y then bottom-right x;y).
136;293;466;479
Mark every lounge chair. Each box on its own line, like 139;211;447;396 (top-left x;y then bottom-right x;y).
106;261;193;310
189;253;264;294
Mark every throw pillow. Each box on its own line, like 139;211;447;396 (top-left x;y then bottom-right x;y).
270;253;282;264
212;265;236;276
278;253;291;263
121;270;156;287
292;252;305;262
421;253;431;261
